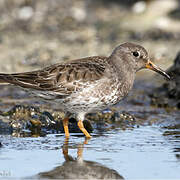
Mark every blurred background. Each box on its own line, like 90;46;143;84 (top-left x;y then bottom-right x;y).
0;0;180;73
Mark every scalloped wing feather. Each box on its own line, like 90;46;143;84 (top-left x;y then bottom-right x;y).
0;56;108;97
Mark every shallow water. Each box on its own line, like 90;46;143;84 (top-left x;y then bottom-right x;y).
0;122;180;179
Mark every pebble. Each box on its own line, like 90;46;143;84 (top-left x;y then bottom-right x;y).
132;1;147;13
18;6;34;20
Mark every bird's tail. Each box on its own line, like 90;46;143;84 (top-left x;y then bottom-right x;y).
0;73;9;83
0;72;42;90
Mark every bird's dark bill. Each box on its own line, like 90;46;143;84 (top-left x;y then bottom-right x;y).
145;60;170;80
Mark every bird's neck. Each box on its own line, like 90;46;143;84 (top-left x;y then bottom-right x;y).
108;55;136;96
108;55;135;80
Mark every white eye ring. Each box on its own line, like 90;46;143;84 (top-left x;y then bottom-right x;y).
133;51;140;57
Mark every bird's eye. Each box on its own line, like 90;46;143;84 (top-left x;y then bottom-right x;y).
133;51;140;57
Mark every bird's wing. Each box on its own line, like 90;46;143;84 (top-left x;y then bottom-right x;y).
0;56;108;96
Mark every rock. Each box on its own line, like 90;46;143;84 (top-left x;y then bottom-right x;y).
132;1;147;13
0;117;12;134
86;109;136;131
0;103;136;136
0;105;93;136
18;6;34;20
149;51;180;109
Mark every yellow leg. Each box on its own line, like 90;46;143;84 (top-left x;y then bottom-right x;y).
77;120;92;138
63;117;69;137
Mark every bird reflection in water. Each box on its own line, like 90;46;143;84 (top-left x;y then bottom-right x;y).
37;138;124;179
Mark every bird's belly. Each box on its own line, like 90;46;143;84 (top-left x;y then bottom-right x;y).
59;83;122;113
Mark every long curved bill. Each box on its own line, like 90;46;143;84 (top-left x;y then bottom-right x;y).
145;60;170;80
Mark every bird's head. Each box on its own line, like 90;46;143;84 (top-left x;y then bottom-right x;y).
111;42;170;80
